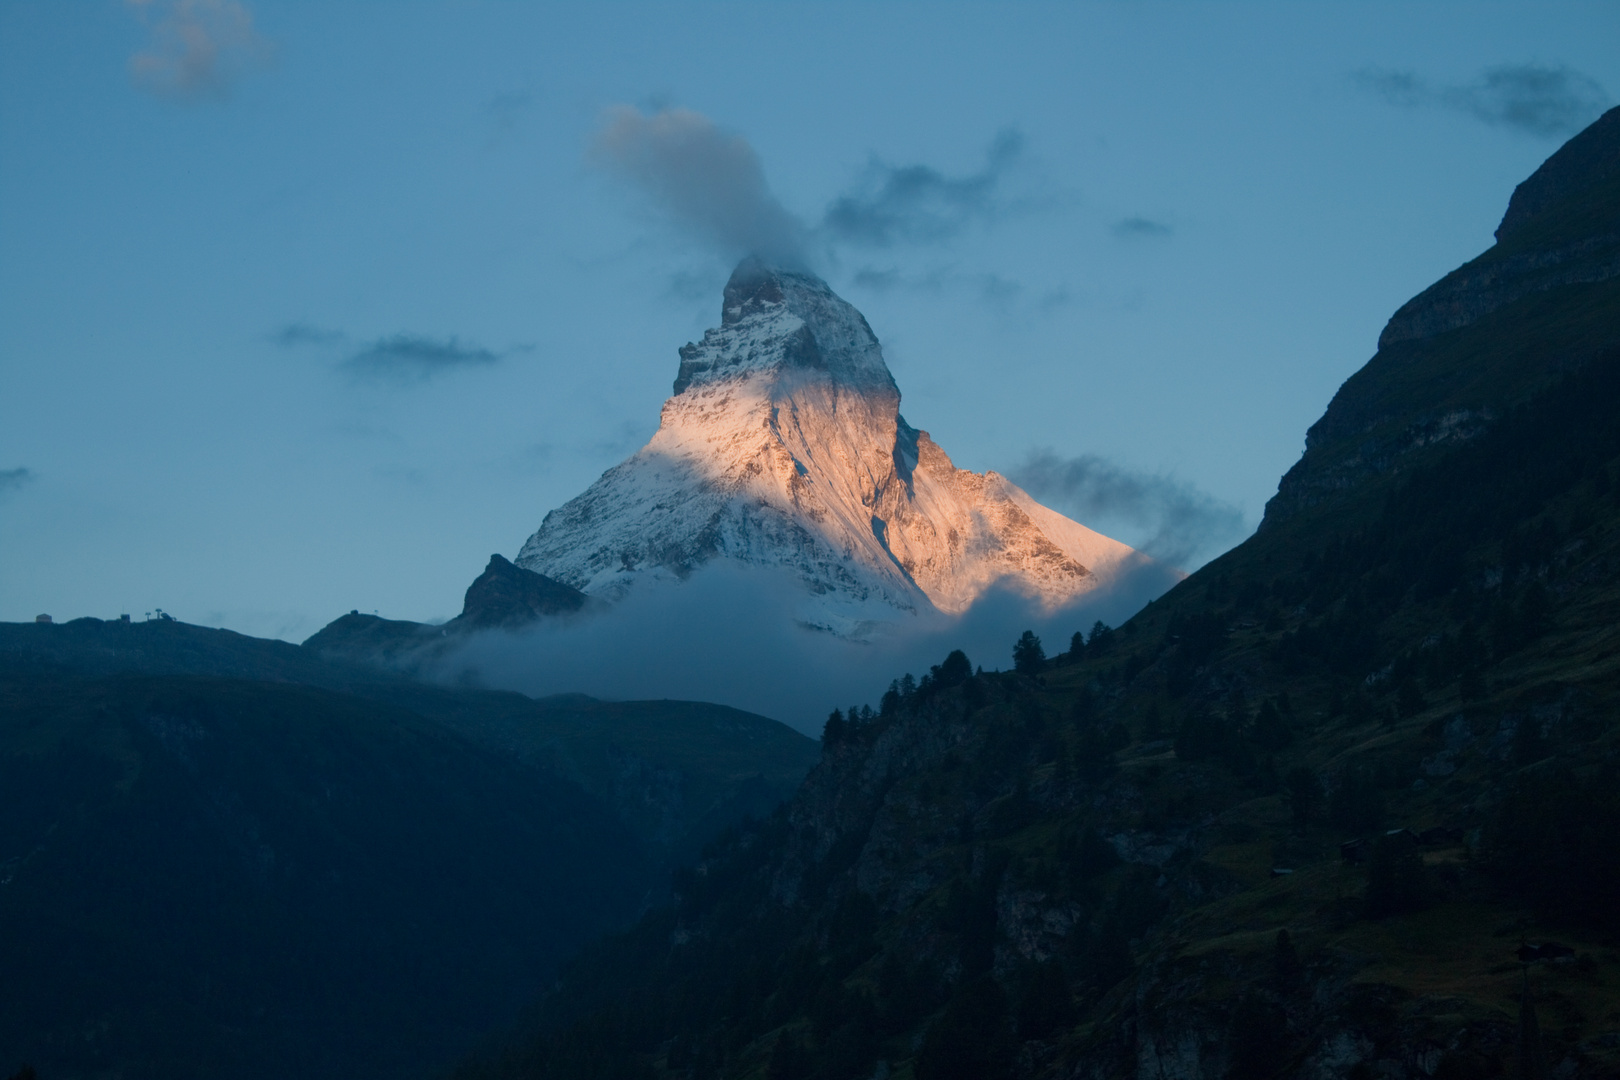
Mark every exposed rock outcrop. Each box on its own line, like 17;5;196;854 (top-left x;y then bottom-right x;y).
457;553;587;628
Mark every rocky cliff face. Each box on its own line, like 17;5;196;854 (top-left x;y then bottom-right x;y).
1378;105;1620;350
515;260;1137;636
1263;104;1620;529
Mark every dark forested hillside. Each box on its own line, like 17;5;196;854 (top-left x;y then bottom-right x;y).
0;615;819;865
0;665;651;1080
0;621;816;1080
456;107;1620;1080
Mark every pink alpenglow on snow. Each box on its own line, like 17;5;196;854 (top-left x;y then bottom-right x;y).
516;260;1142;638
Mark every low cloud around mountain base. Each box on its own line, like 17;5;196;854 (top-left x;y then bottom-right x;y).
430;558;1181;736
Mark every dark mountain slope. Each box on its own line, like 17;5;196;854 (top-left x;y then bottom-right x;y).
0;664;650;1080
0;620;815;1079
0;617;817;863
1271;105;1620;526
457;110;1620;1080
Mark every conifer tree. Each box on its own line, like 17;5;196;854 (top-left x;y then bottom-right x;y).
936;649;972;687
822;708;846;747
1068;630;1087;661
1013;631;1046;674
880;681;902;716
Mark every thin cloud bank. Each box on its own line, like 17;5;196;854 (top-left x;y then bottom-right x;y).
429;559;1178;735
1009;450;1249;570
851;265;1021;301
269;323;345;348
270;324;506;384
822;129;1024;247
344;334;502;383
0;468;34;494
1113;216;1172;239
1354;63;1610;138
589;106;810;266
126;0;273;102
847;266;1074;319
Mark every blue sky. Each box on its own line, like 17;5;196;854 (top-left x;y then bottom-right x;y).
2;1;1616;641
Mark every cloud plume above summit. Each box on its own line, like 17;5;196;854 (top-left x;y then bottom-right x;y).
588;106;1036;267
589;106;810;265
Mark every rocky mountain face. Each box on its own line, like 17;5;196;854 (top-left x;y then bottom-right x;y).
459;112;1620;1080
515;260;1137;636
1267;104;1620;526
1378;105;1620;351
458;553;589;627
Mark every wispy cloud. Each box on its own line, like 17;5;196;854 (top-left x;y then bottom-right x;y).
1008;450;1248;569
588;107;1061;313
587;106;1044;271
1112;216;1172;239
589;105;809;265
852;267;903;292
822;129;1024;247
847;264;1085;320
1354;63;1610;138
268;323;345;348
1355;68;1425;109
126;0;273;102
343;334;502;384
272;324;507;385
0;468;34;494
584;419;652;460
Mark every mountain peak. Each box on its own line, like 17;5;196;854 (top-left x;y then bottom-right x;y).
673;259;896;398
720;258;820;326
518;267;1139;634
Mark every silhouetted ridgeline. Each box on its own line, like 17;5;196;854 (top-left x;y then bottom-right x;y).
454;107;1620;1080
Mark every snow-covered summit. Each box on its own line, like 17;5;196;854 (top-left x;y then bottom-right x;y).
515;261;1139;635
671;258;898;398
